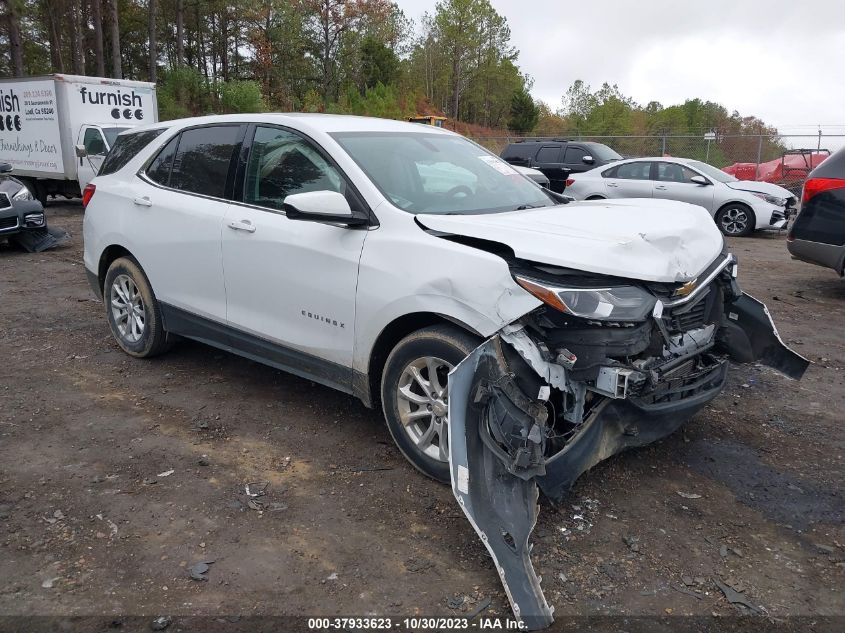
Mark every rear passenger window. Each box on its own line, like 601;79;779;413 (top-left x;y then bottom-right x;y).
99;128;165;176
535;146;561;163
563;146;584;163
169;125;241;198
615;162;652;180
146;136;179;186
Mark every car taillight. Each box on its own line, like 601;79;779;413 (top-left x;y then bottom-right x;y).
82;183;96;209
801;177;845;204
565;178;575;187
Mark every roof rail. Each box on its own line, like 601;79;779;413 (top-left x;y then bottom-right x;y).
514;137;572;143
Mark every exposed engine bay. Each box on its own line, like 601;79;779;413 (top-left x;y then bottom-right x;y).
447;253;808;630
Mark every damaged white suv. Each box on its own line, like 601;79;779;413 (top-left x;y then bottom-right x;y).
84;115;806;628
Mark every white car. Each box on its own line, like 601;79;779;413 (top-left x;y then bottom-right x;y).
564;156;796;236
82;114;805;628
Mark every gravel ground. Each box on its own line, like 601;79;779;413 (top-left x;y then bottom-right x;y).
1;202;843;630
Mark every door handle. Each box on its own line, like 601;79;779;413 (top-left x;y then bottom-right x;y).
133;196;153;207
607;183;618;188
227;219;256;233
654;185;667;190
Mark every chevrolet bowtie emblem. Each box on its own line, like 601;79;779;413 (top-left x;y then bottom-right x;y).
674;279;698;297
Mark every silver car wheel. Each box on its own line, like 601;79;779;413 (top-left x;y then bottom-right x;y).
720;206;749;235
110;274;145;343
396;356;453;462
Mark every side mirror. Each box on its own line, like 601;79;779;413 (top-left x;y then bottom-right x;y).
582;155;595;165
75;145;88;158
283;190;367;226
690;175;709;185
0;162;12;174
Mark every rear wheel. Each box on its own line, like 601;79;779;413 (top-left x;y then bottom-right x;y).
586;195;606;200
104;257;172;358
716;203;755;237
381;324;481;482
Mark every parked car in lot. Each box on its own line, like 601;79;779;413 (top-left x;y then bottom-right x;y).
787;145;845;275
0;162;47;242
500;138;622;193
565;156;797;237
514;164;550;188
83;114;806;628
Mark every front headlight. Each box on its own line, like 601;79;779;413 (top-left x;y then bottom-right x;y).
12;186;33;201
751;192;785;206
515;275;656;321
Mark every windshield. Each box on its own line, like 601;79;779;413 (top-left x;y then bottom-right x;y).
589;143;623;161
688;160;737;183
103;127;130;148
331;132;555;214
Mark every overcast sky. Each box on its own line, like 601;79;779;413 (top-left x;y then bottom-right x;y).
396;0;845;138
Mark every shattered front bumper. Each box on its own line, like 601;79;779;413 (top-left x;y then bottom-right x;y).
539;356;728;500
447;288;807;630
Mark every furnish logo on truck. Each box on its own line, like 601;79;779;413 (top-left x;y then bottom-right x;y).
78;86;145;120
0;88;23;131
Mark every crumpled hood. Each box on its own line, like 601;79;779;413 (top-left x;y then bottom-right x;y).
725;179;793;198
417;198;724;283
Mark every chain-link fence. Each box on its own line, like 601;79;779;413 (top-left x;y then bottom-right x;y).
470;133;844;196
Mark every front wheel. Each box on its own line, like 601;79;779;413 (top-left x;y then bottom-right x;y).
716;203;756;237
381;324;481;482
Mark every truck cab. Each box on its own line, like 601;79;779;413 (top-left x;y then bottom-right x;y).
76;124;130;191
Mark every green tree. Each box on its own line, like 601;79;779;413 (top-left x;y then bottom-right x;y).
508;88;538;135
360;35;398;91
219;79;266;113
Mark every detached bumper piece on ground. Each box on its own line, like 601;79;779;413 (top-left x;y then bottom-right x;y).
448;290;808;630
9;226;70;252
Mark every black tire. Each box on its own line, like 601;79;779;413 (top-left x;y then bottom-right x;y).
586;195;606;200
103;256;172;358
33;181;48;207
716;203;756;237
381;324;481;482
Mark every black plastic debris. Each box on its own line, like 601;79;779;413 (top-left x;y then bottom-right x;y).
714;578;760;614
189;560;214;581
10;226;69;252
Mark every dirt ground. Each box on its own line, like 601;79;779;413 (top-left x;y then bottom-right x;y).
1;202;843;630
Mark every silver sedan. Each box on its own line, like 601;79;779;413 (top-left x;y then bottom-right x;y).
564;156;796;236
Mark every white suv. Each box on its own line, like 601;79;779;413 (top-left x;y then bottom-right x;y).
84;114;808;627
83;114;805;493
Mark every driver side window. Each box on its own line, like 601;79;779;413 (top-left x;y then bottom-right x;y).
83;128;107;156
244;126;344;211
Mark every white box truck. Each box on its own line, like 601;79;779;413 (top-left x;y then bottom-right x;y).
0;74;158;204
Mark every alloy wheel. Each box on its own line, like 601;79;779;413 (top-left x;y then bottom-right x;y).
720;207;749;235
110;274;146;343
396;356;454;462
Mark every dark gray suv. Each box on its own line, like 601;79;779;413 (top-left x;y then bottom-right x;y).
787;145;845;276
501;139;622;193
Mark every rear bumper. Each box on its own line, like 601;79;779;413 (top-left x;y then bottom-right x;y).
787;238;845;276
